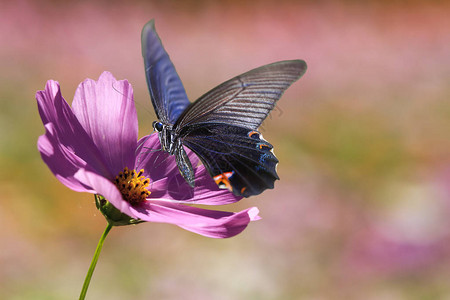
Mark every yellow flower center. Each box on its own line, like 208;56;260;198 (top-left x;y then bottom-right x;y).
114;167;151;204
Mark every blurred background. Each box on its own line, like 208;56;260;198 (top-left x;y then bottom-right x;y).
1;0;450;299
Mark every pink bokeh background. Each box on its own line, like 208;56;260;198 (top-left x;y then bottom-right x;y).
1;0;450;299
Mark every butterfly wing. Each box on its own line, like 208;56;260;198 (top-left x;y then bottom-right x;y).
182;123;279;197
141;20;190;124
176;60;307;196
174;60;306;130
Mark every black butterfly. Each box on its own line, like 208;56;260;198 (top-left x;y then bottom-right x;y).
142;20;307;197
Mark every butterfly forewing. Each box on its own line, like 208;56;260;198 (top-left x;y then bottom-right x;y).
174;60;306;130
141;20;190;124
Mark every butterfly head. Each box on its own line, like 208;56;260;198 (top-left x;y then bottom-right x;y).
152;121;176;154
152;121;164;132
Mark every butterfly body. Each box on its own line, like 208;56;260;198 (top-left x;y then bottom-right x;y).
152;121;175;153
142;20;307;197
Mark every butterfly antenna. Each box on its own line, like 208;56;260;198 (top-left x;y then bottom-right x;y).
111;81;135;103
152;150;172;171
136;125;164;165
111;81;156;118
136;135;150;155
137;146;164;167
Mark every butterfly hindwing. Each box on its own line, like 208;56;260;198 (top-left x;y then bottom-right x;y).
181;123;279;197
141;20;190;124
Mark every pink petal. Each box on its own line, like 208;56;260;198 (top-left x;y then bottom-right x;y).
134;134;175;181
178;207;260;238
130;200;260;238
38;123;94;193
36;80;112;178
137;134;241;204
150;164;242;205
135;134;200;181
72;72;138;176
74;168;134;216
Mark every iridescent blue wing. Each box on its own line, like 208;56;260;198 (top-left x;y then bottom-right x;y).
141;20;190;124
181;123;278;197
174;60;306;130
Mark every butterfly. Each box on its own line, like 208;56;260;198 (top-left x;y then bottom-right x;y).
141;20;307;197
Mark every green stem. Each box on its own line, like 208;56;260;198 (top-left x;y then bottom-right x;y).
79;223;113;300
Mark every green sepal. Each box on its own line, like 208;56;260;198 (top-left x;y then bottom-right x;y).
94;194;144;226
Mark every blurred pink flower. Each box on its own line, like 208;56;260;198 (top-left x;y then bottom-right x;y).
343;226;442;276
36;71;259;238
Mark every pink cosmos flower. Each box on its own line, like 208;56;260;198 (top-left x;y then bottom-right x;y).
37;71;260;238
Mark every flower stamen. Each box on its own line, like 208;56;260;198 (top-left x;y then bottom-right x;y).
114;167;150;204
